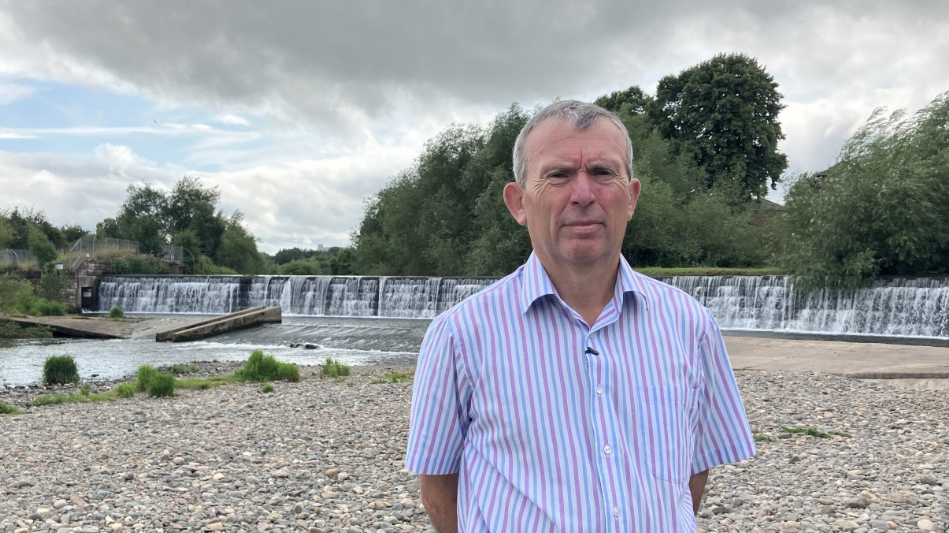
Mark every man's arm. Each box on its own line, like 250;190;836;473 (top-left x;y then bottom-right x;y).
689;469;710;515
419;473;459;533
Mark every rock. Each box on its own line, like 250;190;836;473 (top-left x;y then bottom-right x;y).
845;497;869;509
918;519;935;531
833;519;859;531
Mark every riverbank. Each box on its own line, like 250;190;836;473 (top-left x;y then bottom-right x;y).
1;363;946;532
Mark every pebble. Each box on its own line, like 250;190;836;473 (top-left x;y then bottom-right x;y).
1;364;946;532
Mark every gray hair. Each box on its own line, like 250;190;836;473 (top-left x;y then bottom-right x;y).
512;100;634;186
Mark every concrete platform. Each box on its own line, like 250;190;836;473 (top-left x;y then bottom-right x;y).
1;315;127;339
155;306;282;342
724;336;949;379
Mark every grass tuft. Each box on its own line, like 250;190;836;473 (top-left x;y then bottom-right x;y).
145;372;176;398
276;362;300;382
109;306;125;319
43;355;80;386
32;393;65;406
0;401;21;415
780;426;851;439
320;357;350;379
371;371;412;384
80;384;91;396
170;363;200;375
260;384;275;393
114;383;136;398
237;350;300;382
136;365;159;392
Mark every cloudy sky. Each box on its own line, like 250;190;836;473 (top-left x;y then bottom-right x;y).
1;1;947;253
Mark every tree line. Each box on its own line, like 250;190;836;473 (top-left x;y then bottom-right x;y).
352;53;949;288
353;53;787;276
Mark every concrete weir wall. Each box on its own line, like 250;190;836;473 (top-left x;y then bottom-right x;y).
156;306;282;342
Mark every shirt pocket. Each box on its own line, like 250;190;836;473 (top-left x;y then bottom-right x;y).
635;385;696;483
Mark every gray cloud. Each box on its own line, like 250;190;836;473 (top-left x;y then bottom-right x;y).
5;1;942;131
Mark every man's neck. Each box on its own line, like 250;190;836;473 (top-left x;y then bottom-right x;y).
543;258;620;327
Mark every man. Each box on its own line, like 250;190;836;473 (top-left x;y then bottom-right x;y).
405;100;755;532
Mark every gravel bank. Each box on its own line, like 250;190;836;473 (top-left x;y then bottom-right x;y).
1;365;946;532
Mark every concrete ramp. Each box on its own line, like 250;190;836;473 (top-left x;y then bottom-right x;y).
156;306;282;342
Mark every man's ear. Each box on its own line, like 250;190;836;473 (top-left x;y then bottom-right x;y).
503;182;528;226
627;178;641;220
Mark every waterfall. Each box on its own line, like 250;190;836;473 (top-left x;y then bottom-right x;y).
96;274;949;338
662;276;949;338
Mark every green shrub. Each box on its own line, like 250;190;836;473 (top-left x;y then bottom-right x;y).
320;357;350;379
43;355;80;386
260;384;275;393
169;363;199;375
29;298;67;316
0;401;21;415
80;384;91;396
136;364;159;392
36;271;68;302
276;362;300;382
238;350;278;381
109;307;125;319
0;274;34;314
107;254;172;275
145;373;176;397
0;320;52;339
114;383;136;398
32;393;65;406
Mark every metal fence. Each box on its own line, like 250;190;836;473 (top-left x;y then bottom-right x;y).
0;249;35;269
65;237;190;266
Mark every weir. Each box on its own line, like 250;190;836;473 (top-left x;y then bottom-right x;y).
96;274;949;338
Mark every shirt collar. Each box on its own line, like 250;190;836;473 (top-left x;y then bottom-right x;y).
519;252;650;315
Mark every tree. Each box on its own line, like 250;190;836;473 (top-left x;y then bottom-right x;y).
27;225;58;270
780;92;949;290
113;184;168;255
214;213;265;274
0;215;12;249
648;53;788;200
166;177;226;257
594;86;652;116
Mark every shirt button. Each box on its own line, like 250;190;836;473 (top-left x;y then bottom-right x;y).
613;506;620;517
596;385;603;395
604;445;612;455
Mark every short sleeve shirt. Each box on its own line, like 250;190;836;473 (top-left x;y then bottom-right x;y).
405;253;756;532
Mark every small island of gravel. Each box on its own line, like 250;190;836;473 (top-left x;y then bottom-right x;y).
1;363;946;533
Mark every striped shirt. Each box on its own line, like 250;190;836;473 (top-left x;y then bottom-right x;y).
405;253;756;532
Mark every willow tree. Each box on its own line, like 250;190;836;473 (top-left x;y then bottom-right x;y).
781;92;949;290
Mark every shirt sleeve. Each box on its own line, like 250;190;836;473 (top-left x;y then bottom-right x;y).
405;315;472;475
692;309;756;473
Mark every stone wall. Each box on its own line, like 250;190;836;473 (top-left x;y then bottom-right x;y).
66;260;112;312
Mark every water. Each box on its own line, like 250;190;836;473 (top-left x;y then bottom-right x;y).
0;316;430;387
95;274;949;338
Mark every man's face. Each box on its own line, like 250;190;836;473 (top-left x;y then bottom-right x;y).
504;119;640;273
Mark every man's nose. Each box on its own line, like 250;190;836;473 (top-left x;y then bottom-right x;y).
569;171;596;205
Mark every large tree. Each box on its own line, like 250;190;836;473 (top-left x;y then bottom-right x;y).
649;53;787;200
165;177;226;257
